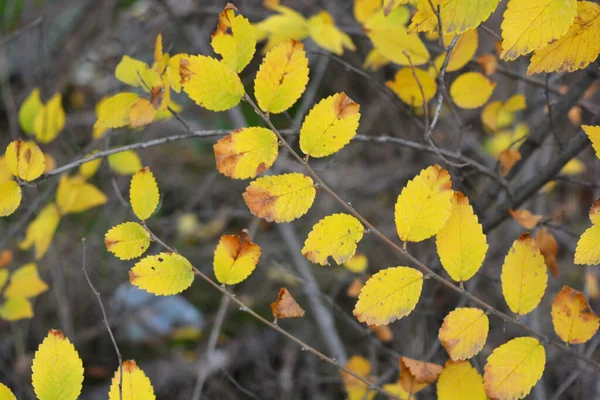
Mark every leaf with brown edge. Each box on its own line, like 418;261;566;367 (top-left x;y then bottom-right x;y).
271;288;305;321
552;286;599;345
438;307;489;361
499;149;521;176
509;209;543;229
213;230;261;285
535;228;559;276
399;356;443;395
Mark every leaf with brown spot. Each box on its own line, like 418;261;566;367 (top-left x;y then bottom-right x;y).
271;288;305;321
399;356;443;395
509;209;543;229
552;286;599;344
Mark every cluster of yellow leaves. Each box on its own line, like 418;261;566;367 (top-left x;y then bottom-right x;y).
575;198;600;265
0;263;48;321
19;88;66;144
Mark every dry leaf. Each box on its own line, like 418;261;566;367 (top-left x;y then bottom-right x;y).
346;278;364;298
399;356;443;395
271;288;305;321
477;54;498;75
509;209;543;229
499;149;521;176
369;324;393;342
535;228;559;276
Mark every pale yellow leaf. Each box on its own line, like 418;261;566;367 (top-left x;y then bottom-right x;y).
108;150;143;175
115;55;159;90
211;5;257;73
0;297;33;321
307;11;355;55
343;253;368;273
253;5;309;51
33;93;65;144
56;175;108;215
19;88;43;135
434;29;479;72
4;262;48;299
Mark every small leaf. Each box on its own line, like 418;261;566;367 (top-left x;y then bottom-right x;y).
583;125;600;159
213;231;261;285
552;286;599;344
535;228;559;276
498;149;521;176
254;39;309;114
369;324;393;342
271;287;305;320
4;262;48;299
108;150;143;175
130;167;160;221
105;222;151;260
0;297;33;320
109;360;156;400
252;4;309;51
450;72;495;109
302;213;364;265
56;175;108;215
211;4;256;73
32;329;84;400
33;93;66;144
307;11;355;55
437;361;487;400
386;67;437;107
5;140;46;181
399;356;443;395
509;209;543;229
213;127;279;179
128;98;157;128
353;266;423;325
18;88;43;134
130;252;195;296
343;253;368;273
0;180;21;217
19;203;61;260
78;152;102;179
243;173;316;223
342;355;375;400
438;307;489;361
483;337;545;400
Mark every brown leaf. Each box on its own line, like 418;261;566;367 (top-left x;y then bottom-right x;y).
535;228;559;276
476;54;497;76
509;209;543;229
399;356;443;395
0;250;13;268
271;288;305;321
568;106;582;126
499;149;521;176
369;324;393;342
346;278;364;298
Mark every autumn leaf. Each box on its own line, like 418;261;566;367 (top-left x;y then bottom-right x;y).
353;266;423;325
363;48;391;71
437;360;487;400
213;231;261;285
19;88;43;135
509;209;543;229
105;222;151;260
78;152;102;179
483;337;545;400
399;356;443;395
56;175;108;215
434;29;479;72
438;307;489;361
5;140;46;181
0;297;33;321
481;95;527;133
253;4;308;51
552;286;599;344
535;228;559;276
129;252;195;296
307;11;355;56
387;67;437;107
93;93;140;134
477;53;498;76
109;360;156;400
343;253;368;273
575;199;600;265
409;0;501;35
0;180;21;217
450;72;495;109
211;4;256;73
302;213;364;265
583;125;600;158
4;263;48;299
499;149;521;176
354;0;387;24
369;324;393;342
19;202;61;260
0;383;16;400
342;356;375;400
33;93;66;144
130;167;160;221
271;288;305;320
108;150;143;175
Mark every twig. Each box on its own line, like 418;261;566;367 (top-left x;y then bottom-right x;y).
549;335;600;400
80;238;123;400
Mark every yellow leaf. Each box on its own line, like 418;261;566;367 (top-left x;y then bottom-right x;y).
254;40;309;114
4;262;48;299
561;158;585;175
105;222;151;260
387;67;437;107
130;252;195;295
56;175;108;215
181;55;244;111
399;357;443;395
354;0;383;24
93;93;140;135
501;234;548;316
213;231;261;285
0;156;13;183
353;266;423;325
395;164;453;242
450;72;495;109
253;4;309;50
0;297;33;321
0;180;21;217
552;286;599;344
0;383;16;400
78;152;102;179
363;48;391;71
307;11;355;55
583;125;600;158
19;88;43;135
33;93;65;144
130;167;160;221
483;337;545;400
167;54;188;93
109;360;156;400
437;360;487;400
434;29;479;72
484;123;529;158
343;253;368;273
5;140;46;181
342;355;375;400
32;329;84;400
19;203;61;260
128;98;156;128
302;213;364;265
575;199;600;265
438;307;488;361
381;383;409;400
409;0;501;35
108;150;143;175
501;0;577;61
365;7;429;66
211;4;256;73
115;55;160;90
213;127;279;179
243;173;316;223
299;93;361;157
528;2;600;74
436;192;487;282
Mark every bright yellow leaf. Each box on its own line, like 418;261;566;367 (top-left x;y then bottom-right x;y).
32;329;84;400
19;88;43;135
437;360;487;400
213;232;261;285
438;307;489;361
409;0;501;35
130;252;195;296
302;213;364;266
0;297;33;321
436;192;487;282
0;382;16;400
254;40;309;114
552;286;599;344
575;199;600;265
343;253;368;273
299;93;361;157
342;355;375;400
243;173;316;223
434;29;479;72
583;125;600;158
130;167;160;221
353;266;423;325
4;262;48;299
93;93;140;136
0;180;21;217
56;175;108;215
365;7;429;66
561;158;585;175
115;55;159;90
501;234;548;316
167;54;188;93
19;202;61;260
33;93;65;144
395;164;453;242
483;337;545;400
0;156;13;183
211;4;256;73
528;2;600;74
213;127;279;179
253;5;308;51
387;67;437;107
450;72;495;109
5;140;46;181
307;11;355;55
108;150;143;175
105;222;151;260
109;360;156;400
501;0;577;60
